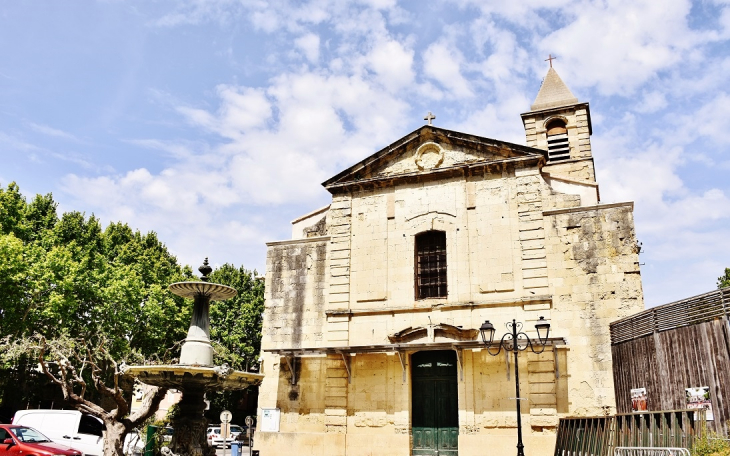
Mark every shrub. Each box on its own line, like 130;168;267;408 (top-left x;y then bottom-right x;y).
692;433;730;456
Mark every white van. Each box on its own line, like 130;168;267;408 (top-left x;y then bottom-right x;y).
12;409;104;456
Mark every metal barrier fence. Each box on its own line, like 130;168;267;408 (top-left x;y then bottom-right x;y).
613;448;690;456
554;410;704;456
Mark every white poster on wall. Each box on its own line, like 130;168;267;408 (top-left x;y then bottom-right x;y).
631;387;648;412
261;408;281;432
685;386;714;421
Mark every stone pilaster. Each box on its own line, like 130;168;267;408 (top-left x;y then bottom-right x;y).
515;167;549;296
324;355;349;434
327;194;352;344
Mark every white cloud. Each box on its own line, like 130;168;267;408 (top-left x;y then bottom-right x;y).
675;93;730;146
634;91;668;114
540;0;712;95
366;39;415;91
447;0;571;28
124;139;198;159
295;33;321;63
27;123;80;141
61;167;272;273
63;67;412;249
455;96;530;144
423;42;473;98
178;85;273;140
471;22;529;85
358;0;397;9
0;132;42;152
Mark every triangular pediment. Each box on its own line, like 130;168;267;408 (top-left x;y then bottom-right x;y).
322;126;545;190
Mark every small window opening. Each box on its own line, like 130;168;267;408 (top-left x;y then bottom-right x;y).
415;231;447;299
546;119;570;162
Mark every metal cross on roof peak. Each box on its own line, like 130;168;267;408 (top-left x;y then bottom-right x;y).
424;111;436;126
545;54;557;68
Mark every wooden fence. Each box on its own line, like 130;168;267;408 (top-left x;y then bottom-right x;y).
554;410;705;456
610;288;730;435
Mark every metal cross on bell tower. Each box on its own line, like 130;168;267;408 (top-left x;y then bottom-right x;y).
545;54;557;68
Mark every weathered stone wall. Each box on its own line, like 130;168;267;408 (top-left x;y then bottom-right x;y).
257;237;335;455
261;238;328;350
544;202;644;415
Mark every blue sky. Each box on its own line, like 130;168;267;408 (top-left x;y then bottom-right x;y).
1;0;729;307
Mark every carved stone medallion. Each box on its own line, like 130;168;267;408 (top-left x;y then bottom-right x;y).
414;142;444;170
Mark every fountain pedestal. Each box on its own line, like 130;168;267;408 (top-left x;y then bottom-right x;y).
170;385;208;456
125;259;263;456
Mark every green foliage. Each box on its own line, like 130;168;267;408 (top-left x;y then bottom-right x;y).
0;182;266;422
692;433;730;456
0;182;267;455
0;182;194;413
0;182;193;360
209;264;265;371
718;268;730;289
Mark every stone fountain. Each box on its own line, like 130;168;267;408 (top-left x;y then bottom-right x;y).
125;259;264;456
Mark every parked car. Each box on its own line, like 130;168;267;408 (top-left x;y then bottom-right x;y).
206;425;243;448
13;410;103;456
206;426;227;448
12;409;142;456
229;425;243;441
0;424;82;456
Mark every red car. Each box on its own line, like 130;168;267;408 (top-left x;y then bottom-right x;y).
0;424;82;456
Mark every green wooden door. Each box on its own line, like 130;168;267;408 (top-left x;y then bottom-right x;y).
412;350;458;456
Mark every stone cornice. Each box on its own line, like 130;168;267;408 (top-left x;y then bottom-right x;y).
266;235;331;247
325;295;552;317
262;337;568;356
543;201;634;216
521;102;592;135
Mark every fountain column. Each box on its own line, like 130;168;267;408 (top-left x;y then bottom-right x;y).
179;259;214;366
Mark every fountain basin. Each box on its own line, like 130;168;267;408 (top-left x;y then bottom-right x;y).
168;282;237;301
124;365;263;390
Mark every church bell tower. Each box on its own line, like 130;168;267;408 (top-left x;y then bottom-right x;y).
521;65;596;184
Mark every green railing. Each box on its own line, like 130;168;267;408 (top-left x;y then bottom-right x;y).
554;410;705;456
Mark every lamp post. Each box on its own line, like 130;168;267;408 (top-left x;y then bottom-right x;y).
479;316;551;456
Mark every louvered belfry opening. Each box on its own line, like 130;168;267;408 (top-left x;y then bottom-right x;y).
546;119;570;161
415;231;447;299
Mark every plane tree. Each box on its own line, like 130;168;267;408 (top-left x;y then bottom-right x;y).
0;183;191;454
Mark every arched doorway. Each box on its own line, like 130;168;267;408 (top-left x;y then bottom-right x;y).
411;350;458;455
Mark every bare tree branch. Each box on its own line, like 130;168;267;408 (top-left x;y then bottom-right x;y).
1;333;173;456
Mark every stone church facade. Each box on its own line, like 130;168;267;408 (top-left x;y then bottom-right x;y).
255;68;644;456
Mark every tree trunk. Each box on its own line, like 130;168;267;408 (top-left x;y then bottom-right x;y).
103;421;128;456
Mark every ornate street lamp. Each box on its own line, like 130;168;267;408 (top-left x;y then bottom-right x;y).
479;316;551;456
